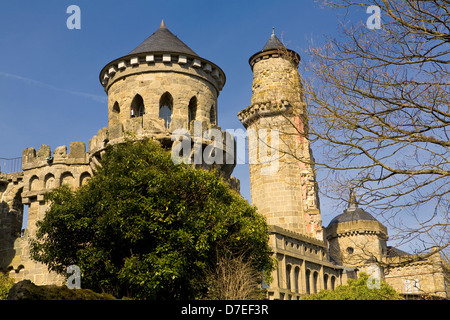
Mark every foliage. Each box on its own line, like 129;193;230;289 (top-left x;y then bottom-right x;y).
7;280;116;300
30;138;274;299
302;273;404;300
0;273;15;300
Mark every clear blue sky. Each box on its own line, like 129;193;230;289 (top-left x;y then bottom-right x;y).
0;1;374;229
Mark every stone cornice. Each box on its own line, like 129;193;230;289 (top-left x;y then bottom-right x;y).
99;52;225;95
238;100;293;128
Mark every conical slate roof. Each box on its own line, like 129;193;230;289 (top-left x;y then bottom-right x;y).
248;28;300;68
128;20;199;57
261;29;286;51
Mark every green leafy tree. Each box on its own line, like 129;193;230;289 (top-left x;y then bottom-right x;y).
0;273;15;300
30;139;274;299
303;273;403;300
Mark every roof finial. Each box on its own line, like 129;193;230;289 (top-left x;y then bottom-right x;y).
348;188;358;211
272;27;275;36
160;19;166;29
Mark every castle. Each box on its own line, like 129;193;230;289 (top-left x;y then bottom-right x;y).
0;21;448;299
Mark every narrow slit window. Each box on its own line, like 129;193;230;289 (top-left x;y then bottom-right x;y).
210;104;216;125
188;96;197;129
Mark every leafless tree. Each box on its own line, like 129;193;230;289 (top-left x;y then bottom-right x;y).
206;252;267;300
266;0;449;258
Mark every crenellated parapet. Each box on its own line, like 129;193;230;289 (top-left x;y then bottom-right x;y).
21;142;92;204
237;100;294;128
89;120;237;181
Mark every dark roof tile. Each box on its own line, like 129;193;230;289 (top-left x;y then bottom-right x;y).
328;207;379;226
262;31;286;51
128;20;198;57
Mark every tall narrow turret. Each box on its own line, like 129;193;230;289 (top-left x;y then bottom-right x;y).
238;30;322;239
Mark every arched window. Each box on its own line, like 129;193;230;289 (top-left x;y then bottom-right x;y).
324;274;329;290
313;271;318;293
188;96;197;129
80;172;91;186
112;101;120;114
294;267;300;293
305;269;310;294
331;276;336;290
44;173;55;189
130;94;145;118
286;265;291;290
159;92;173;129
60;172;75;190
209;104;216;125
29;175;40;191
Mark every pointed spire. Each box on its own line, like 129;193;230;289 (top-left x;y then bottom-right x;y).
347;188;358;211
128;19;198;57
261;27;285;52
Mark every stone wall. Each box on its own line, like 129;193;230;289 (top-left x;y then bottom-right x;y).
266;225;353;300
0;173;24;273
384;249;448;299
1;142;91;285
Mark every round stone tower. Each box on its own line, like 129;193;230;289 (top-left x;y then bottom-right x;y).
92;21;235;180
325;193;388;267
100;20;224;133
238;30;322;239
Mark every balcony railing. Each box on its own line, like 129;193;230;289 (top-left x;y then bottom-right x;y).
0;157;22;174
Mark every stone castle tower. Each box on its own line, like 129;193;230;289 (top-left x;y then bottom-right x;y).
96;20;235;180
325;192;388;267
0;20;236;285
238;30;322;239
0;21;447;300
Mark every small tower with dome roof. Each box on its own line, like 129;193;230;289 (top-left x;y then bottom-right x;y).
325;190;388;267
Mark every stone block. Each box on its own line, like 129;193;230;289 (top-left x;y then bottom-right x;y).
53;146;67;161
130;57;139;65
203;63;212;73
108;66;117;76
212;69;219;79
109;123;124;140
22;147;36;163
178;56;187;64
192;59;201;68
68;142;86;159
36;145;51;160
118;61;126;70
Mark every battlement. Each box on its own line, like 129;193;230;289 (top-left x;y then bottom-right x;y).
21;142;92;204
89;120;237;180
22;142;89;170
